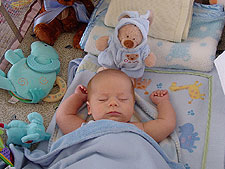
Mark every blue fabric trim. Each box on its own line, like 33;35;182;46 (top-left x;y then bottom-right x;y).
79;0;105;49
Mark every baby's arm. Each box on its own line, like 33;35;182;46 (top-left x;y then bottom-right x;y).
56;85;87;134
133;90;176;142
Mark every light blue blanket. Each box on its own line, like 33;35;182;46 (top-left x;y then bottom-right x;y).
10;120;184;169
48;54;225;169
8;53;225;169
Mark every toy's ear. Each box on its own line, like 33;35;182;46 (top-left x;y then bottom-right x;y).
140;10;154;26
118;14;130;21
147;10;154;26
27;54;60;74
27;112;44;124
118;11;140;21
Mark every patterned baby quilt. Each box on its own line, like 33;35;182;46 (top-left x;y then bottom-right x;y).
44;54;225;169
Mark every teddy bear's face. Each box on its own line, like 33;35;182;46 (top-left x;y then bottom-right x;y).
118;24;143;49
57;0;77;6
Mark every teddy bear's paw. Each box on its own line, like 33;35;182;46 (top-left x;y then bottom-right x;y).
73;23;88;49
73;28;84;49
73;38;82;49
34;23;58;46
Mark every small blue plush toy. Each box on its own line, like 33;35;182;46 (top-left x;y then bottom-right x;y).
0;41;61;103
0;112;51;148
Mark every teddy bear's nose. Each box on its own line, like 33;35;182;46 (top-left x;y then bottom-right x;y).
123;40;134;49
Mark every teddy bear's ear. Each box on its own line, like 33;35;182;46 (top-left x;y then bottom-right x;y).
148;11;154;25
145;10;154;26
118;14;130;22
118;11;139;21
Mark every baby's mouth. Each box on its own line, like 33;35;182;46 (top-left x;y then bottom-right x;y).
107;111;121;115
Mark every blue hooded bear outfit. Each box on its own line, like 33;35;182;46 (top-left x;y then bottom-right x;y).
98;11;152;78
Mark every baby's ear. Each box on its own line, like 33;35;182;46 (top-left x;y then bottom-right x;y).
86;101;92;115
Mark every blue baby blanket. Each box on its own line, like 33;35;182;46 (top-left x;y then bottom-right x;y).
10;120;184;169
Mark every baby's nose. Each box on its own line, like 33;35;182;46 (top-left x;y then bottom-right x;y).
109;98;119;107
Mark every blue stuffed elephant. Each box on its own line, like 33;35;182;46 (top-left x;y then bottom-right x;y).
0;112;51;148
0;41;60;103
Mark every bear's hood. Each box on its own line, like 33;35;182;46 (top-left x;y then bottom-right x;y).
113;11;151;50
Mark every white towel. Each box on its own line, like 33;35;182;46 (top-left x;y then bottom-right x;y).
104;0;194;42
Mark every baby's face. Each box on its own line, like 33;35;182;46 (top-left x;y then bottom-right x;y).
87;73;135;122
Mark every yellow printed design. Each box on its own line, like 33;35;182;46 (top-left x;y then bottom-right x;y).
169;81;205;104
134;78;151;95
77;59;99;73
43;76;67;103
11;0;33;9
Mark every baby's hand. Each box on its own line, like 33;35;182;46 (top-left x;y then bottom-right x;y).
150;90;169;105
74;85;88;102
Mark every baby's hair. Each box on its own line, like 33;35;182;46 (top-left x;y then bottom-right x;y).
87;69;135;100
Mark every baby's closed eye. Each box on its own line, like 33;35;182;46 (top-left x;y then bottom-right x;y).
118;98;128;101
98;98;108;102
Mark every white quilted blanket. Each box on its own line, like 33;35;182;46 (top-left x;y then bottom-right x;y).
104;0;194;42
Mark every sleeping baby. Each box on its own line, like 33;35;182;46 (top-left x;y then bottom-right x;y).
56;69;176;143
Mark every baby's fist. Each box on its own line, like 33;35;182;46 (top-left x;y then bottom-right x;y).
150;90;169;105
74;85;88;102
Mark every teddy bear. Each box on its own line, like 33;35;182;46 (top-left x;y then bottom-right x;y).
209;0;225;7
96;10;156;79
33;0;94;48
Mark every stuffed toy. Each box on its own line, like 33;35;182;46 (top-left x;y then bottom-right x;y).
0;41;66;103
194;0;209;3
209;0;225;7
0;129;14;167
33;0;94;48
0;112;51;148
96;10;156;79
